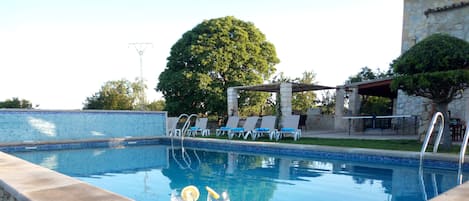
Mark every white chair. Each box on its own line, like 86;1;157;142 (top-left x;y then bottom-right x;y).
274;115;302;141
244;116;277;140
167;117;181;136
216;116;240;137
187;118;210;136
228;116;259;139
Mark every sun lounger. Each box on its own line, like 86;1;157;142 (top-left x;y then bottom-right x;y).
187;117;210;137
244;115;277;140
216;116;240;137
274;115;302;141
228;116;259;139
167;117;181;136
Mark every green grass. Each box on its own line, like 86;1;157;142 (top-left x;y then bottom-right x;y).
201;135;462;153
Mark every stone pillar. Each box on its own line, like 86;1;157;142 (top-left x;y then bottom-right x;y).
227;87;238;116
348;87;361;132
348;87;360;115
280;83;292;117
334;87;345;130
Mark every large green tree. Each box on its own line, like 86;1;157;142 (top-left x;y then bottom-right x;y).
157;16;279;116
391;33;469;149
83;79;145;110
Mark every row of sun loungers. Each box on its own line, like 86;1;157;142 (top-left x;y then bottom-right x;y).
169;115;301;141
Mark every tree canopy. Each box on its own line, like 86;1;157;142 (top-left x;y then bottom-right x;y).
390;33;469;149
391;33;469;104
157;16;279;116
0;97;33;109
346;66;392;84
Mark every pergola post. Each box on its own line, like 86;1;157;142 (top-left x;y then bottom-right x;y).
227;87;239;116
334;87;345;130
280;82;292;118
349;87;360;115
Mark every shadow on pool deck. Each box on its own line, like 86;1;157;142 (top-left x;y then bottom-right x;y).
301;130;419;140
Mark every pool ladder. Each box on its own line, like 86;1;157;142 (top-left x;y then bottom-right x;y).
420;112;469;175
170;114;201;170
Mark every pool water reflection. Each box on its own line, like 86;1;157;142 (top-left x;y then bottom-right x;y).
11;145;468;201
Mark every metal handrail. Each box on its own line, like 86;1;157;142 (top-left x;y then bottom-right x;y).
458;121;469;184
170;114;199;170
420;112;445;165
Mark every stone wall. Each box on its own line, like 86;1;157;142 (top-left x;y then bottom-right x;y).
396;89;469;137
402;0;469;52
395;90;432;136
306;114;335;131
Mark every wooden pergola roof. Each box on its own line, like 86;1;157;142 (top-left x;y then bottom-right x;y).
232;82;335;93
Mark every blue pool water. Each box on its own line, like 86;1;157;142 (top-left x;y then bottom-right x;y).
10;144;469;201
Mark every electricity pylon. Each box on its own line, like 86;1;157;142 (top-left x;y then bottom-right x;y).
129;42;153;110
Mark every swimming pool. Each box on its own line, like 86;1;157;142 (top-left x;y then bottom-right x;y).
9;140;469;201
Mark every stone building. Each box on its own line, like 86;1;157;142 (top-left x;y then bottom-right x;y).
335;0;469;136
398;0;469;134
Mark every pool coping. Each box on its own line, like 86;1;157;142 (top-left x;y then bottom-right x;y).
0;151;133;201
2;136;467;163
1;136;468;201
173;137;469;165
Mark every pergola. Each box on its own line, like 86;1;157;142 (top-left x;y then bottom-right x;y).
334;78;399;131
227;82;335;117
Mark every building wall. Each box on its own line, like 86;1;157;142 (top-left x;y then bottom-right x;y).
402;0;469;52
397;0;469;136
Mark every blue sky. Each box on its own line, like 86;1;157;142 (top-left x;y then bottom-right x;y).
0;0;403;109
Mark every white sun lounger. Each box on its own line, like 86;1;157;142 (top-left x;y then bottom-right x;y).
228;116;259;139
167;117;181;136
244;115;277;140
187;117;210;137
274;115;302;141
216;116;240;137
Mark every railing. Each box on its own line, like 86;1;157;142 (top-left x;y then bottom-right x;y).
419;112;445;165
418;112;445;200
458;120;469;184
170;114;200;170
342;115;417;135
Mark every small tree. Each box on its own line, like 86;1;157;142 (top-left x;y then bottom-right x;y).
0;97;33;109
391;33;469;149
83;79;144;110
292;71;317;114
146;99;165;111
